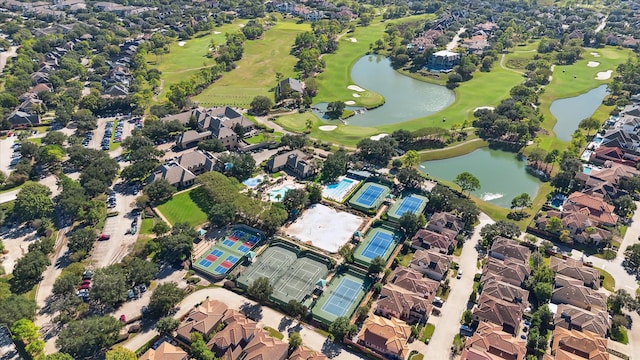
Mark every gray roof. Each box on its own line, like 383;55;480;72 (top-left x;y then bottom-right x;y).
279;77;304;93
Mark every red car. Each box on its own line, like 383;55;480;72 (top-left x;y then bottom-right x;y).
78;283;90;290
98;234;110;241
81;280;91;286
119;314;126;322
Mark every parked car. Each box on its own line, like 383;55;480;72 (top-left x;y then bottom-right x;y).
98;233;110;241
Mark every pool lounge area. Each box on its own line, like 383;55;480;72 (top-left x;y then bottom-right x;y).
322;176;361;202
267;184;297;202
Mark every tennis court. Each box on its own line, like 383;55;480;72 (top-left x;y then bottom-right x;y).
353;226;400;267
237;242;331;305
193;225;264;279
312;268;372;324
387;194;428;221
348;182;391;212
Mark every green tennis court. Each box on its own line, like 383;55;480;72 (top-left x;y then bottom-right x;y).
348;182;391;212
353;226;401;267
312;267;372;324
386;193;428;221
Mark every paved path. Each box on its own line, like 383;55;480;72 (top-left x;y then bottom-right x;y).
0;46;18;74
409;213;494;357
595;15;608;33
446;28;465;51
123;288;364;359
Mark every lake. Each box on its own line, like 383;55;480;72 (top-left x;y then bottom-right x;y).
551;84;608;142
314;56;455;126
420;147;541;208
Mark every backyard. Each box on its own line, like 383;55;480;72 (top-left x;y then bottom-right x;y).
156;190;208;226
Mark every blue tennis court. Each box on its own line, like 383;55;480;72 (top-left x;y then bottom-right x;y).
321;278;361;317
238;245;250;253
396;196;423;216
214;265;227;273
361;231;394;259
210;249;223;257
355;185;384;207
199;259;213;267
248;235;260;244
222;239;236;247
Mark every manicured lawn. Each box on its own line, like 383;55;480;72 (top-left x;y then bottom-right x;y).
193;21;311;107
611;326;629;344
594;266;615;292
420;323;435;343
156;190;208;226
263;326;284;340
139;218;155;235
418;138;487;161
395;251;414;267
244;132;283;144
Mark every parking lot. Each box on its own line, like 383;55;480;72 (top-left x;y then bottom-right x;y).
0;135;18;175
85;116;135;151
0;225;40;274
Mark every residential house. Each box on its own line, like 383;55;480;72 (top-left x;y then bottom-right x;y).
147;150;218;189
7;111;41;128
550;257;600;289
266;150;317;179
535;209;612;244
410;249;452;281
103;84;129;97
462;34;490;54
288;346;329;360
488;237;531;263
277;77;304;100
175;130;213;149
481;257;530;288
355;315;411;360
375;268;438;324
427;50;461;71
18;98;44;113
172;107;254;149
551;283;607;311
589;146;640;167
472;293;523;336
389;267;440;297
30;83;53;94
236;330;288;360
410;228;456;254
480;278;529;311
461;322;526;360
549;327;609;360
411;29;442;50
30;71;49;85
139;340;189;360
554;304;609;338
427;212;464;236
175;299;229;344
474;21;499;34
564;192;618;226
574;162;639;201
600;129;640;154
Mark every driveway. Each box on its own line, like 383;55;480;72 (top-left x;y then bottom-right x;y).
123;287;364;360
0;46;18;74
409;213;494;357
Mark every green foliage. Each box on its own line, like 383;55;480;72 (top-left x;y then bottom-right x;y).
608;289;639;315
328;316;356;341
356;137;398;166
105;347;137;360
289;332;303;351
149;282;185;316
247;277;273;303
399;212;426;238
156;317;180;335
190;332;215;360
285;300;308;319
68;227;96;260
479;220;521;247
14;182;54;222
56;316;123;359
144;179;177;205
454;172;481;196
368;256;386;275
90;265;129;309
0;294;36;326
249;95;273;115
321;150;348;183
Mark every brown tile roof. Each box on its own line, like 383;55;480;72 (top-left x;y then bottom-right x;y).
565;192;618;226
480;279;529;310
427;212;464;234
551;284;607;311
461;322;526;360
473;294;523;335
489;237;531;263
375;283;433;322
208;310;258;354
139;341;188;360
481;257;530;287
550;257;600;289
389;267;439;296
411;228;456;253
551;327;609;360
357;315;411;359
176;299;228;342
410;249;452;279
288;346;329;360
554;304;610;338
239;329;289;360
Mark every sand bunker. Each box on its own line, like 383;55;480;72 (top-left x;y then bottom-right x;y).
587;61;600;68
238;24;245;28
474;106;495;112
347;85;365;92
319;125;337;131
352;93;361;98
590;52;600;57
178;41;186;46
595;70;613;80
214;31;221;34
370;133;389;141
344;100;356;105
349;37;357;42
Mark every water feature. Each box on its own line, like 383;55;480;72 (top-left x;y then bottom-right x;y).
314;56;455;126
420;148;540;208
267;184;297;202
322;177;360;202
551;84;608;142
243;175;264;188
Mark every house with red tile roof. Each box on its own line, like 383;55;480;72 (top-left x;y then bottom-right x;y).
288;346;329;360
551;283;607;311
535;209;612;245
355;315;411;360
139;340;188;360
554;304;610;338
564;192;618;226
461;322;526;360
175;299;228;344
410;228;456;254
410;249;452;281
488;237;531;263
472;293;523;336
480;278;529;311
550;257;600;289
550;327;609;360
481;257;530;288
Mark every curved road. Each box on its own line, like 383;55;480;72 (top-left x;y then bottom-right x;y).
0;46;18;74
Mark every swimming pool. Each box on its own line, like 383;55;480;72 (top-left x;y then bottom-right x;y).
267;184;296;202
322;177;360;202
593;136;604;144
243;175;264;188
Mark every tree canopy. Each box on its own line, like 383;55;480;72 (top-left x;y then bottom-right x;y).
56;316;123;359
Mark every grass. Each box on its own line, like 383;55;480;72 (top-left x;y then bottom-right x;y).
420;323;435;343
418;138;488;161
611;327;629;344
594;266;615;292
395;251;414;267
243;132;283;144
193;21;311;107
139;218;155;235
156;190;208;226
271;171;283;178
263;326;284;340
409;353;424;360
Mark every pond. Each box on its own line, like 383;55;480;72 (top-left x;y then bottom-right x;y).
420;148;540;208
314;56;455;126
551;84;608;142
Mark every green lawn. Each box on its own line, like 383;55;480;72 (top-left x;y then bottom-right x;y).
263;326;284;340
243;131;283;144
193;21;311;107
420;323;435;343
594;266;615;292
156;190;208;226
139;218;155;235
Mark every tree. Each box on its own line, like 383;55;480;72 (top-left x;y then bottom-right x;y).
614;195;636;218
197;139;225;152
624;243;640;273
285;300;308;318
307;183;322;204
608;289;639;315
68;227;96;259
14;182;54;222
72;109;98;132
90;266;129;309
532;282;553;304
511;193;532;213
247;277;273;303
157;233;193;264
57;316;123;358
156;317;180;335
42;131;67;146
328;316;356;341
326;101;346;119
152;221;171;236
12;249;51;292
106;347;137;360
220;153;256;181
368;256;386;275
402;150;420;167
44;354;74;360
250;95;273;115
356;137;397;166
479;220;521;246
545;216;563;233
149;282;184;316
454;172;481;196
398;212;425;237
190;332;215;360
209;203;236;227
283;188;309;212
11;319;43;359
462;310;473;325
0;295;37;326
280;134;306;150
579;117;600;136
396;168;424;189
321;150;348;182
53;272;81;296
289;332;303;352
123;257;158;286
144;179;177;205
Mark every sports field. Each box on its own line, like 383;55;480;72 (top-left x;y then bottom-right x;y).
312;268;372;324
348;182;391;212
237;242;331;305
193;226;263;278
387;194;428;221
156;190;207;226
353;226;400;267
